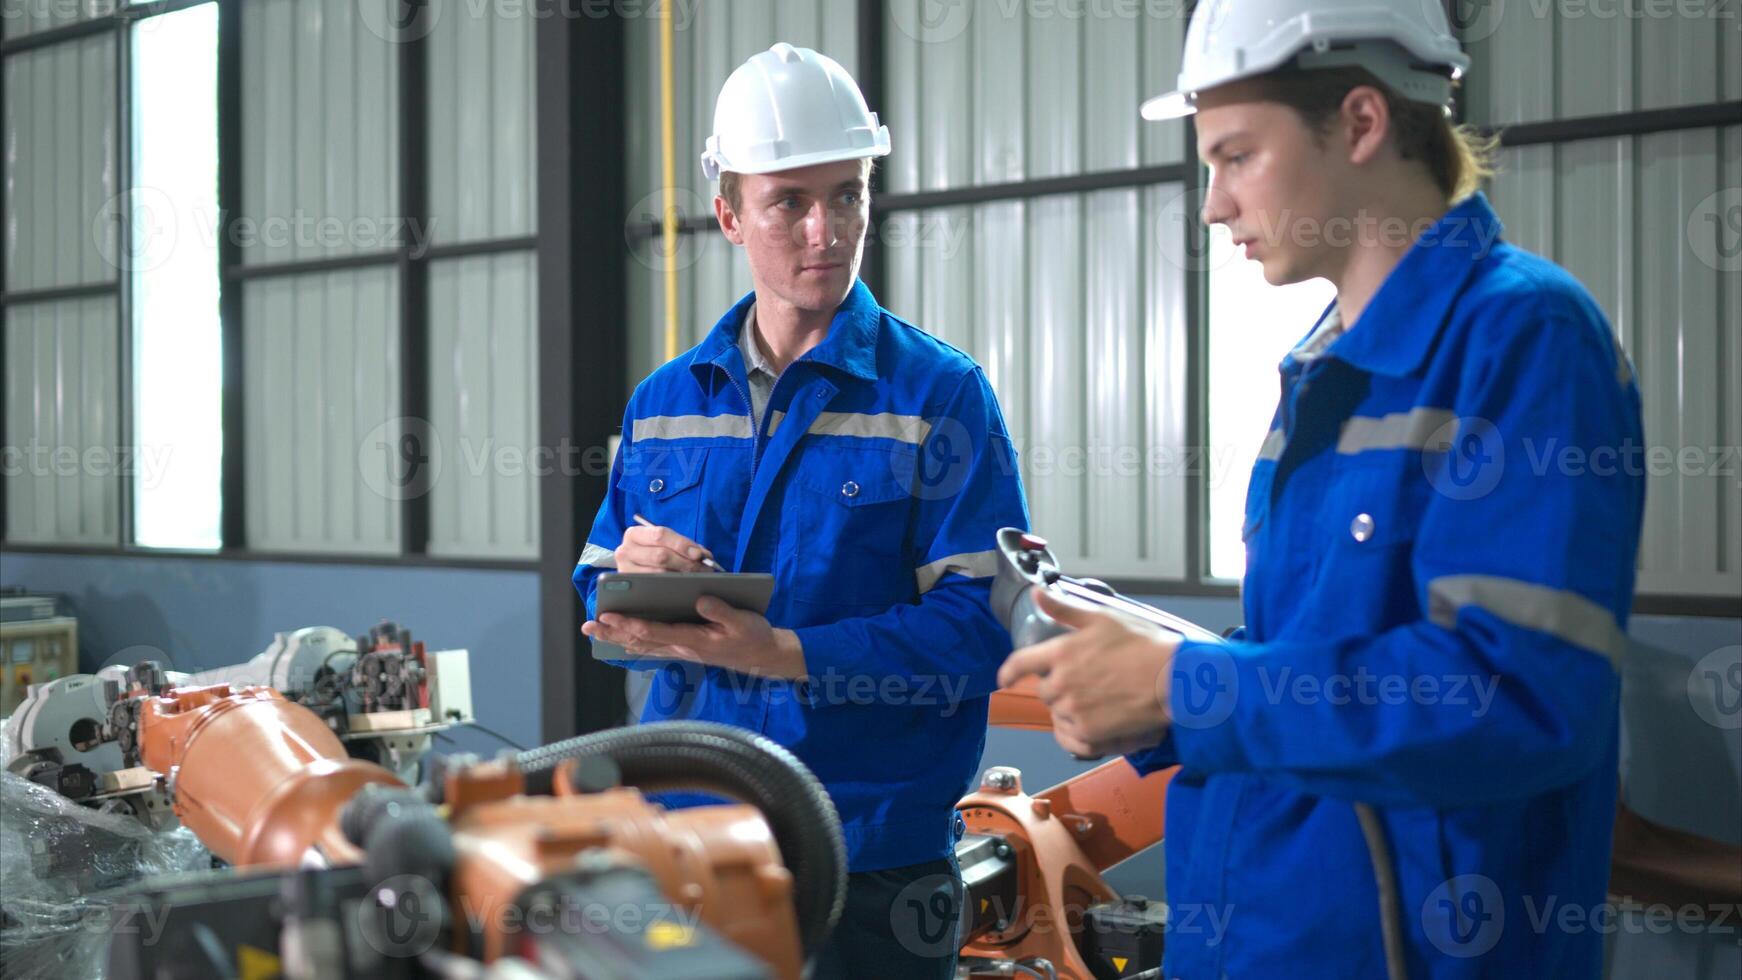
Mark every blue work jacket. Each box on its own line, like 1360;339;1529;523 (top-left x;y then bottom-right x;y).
575;280;1030;871
1129;194;1646;977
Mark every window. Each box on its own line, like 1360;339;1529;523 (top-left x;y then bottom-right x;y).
129;0;221;549
1204;220;1335;582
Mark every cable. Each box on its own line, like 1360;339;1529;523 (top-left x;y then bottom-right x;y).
435;721;525;752
1355;802;1409;980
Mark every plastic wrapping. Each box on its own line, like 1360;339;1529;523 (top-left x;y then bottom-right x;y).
0;770;210;980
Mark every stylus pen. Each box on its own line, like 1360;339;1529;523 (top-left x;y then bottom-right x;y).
631;513;725;570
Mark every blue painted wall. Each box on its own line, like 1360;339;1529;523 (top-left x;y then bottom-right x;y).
0;550;543;756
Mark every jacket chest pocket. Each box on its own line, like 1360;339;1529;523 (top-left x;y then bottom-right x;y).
1305;457;1432;630
782;449;916;607
618;447;708;540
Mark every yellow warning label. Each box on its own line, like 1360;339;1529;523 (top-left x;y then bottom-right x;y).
646;921;697;951
239;945;280;980
1112;956;1129;973
980;898;989;913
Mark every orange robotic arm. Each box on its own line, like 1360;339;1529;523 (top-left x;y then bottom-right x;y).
951;682;1176;979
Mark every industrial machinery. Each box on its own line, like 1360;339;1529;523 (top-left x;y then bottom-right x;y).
3;621;474;825
0;590;78;718
6;664;844;979
948;528;1222;980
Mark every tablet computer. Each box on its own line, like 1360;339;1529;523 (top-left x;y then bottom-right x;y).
594;572;775;623
590;573;776;663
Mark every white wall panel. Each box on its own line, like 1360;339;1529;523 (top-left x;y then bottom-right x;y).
1143;183;1190;579
1084;188;1143;561
1462;0;1736;126
2;36;117;291
886;184;1194;578
240;0;398;266
624;0;852;215
0;0;115;40
427;252;538;558
428;0;534;244
882;0;1186;191
3;298;119;544
242;268;399;553
1488;128;1739;598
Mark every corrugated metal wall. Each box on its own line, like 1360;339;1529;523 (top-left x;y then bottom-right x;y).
428;0;536;244
1459;3;1740;598
622;0;855;381
242;268;400;554
1461;0;1742;125
1488;126;1742;599
2;36;117;291
877;3;1192;575
880;189;1194;578
626;2;1737;598
427;252;538;559
422;4;541;557
3;298;120;544
240;0;399;267
880;0;1186;193
0;0;115;40
231;0;538;558
2;33;119;543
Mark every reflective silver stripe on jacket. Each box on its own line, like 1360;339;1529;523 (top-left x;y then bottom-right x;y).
1257;429;1286;462
1337;407;1458;455
768;410;931;446
916;550;1001;594
632;414;753;441
1428;574;1625;671
577;543;617;569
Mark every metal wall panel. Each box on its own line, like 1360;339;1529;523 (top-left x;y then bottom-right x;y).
427;252;538;558
3;297;119;544
240;0;398;266
620;0;851;388
1461;1;1739;126
0;0;115;40
884;0;1188;194
624;0;854;220
886;185;1193;577
2;36;117;291
1486;127;1740;598
428;0;535;244
242;268;399;553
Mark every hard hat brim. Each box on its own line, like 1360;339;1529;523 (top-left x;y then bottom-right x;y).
704;129;892;181
1139;90;1194;122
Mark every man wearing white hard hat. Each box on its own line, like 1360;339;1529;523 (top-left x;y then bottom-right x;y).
575;43;1029;978
1001;0;1645;976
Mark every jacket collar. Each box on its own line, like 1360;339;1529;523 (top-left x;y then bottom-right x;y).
690;279;882;388
1306;192;1504;378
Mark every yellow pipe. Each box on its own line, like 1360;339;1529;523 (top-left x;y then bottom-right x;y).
659;0;679;362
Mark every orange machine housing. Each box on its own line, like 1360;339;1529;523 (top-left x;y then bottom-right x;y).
128;683;808;976
135;683;403;867
440;758;805;978
960;685;1178;979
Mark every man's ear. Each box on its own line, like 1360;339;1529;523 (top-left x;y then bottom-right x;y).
714;195;745;246
1339;85;1392;167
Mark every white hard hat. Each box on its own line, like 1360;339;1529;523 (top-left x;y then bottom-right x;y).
701;43;892;181
1140;0;1470;121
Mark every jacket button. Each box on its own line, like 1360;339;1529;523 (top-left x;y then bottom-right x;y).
649;478;665;493
1350;513;1375;542
841;481;860;498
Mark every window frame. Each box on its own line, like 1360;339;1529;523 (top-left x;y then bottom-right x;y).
0;0;544;571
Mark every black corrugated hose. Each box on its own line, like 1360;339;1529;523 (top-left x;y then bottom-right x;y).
514;720;847;960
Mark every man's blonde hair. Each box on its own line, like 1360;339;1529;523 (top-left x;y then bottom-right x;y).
717;157;877;215
1252;67;1497;203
